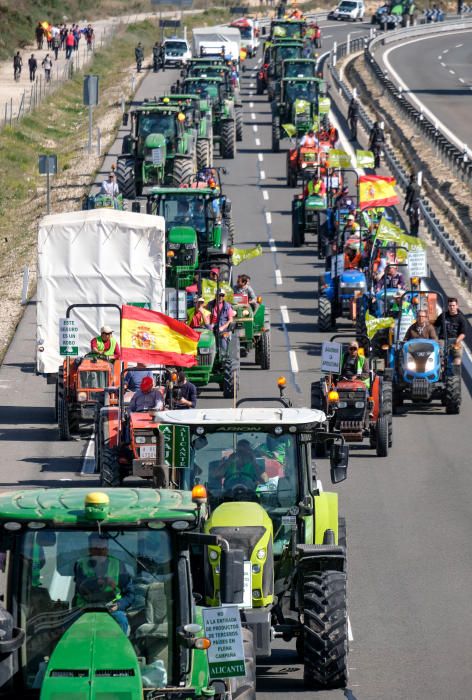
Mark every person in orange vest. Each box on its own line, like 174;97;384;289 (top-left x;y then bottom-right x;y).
300;129;318;148
328;123;339;147
344;240;362;270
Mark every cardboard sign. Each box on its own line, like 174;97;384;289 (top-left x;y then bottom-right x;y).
203;606;246;679
331;253;344;278
59;318;80;356
407;247;427;278
158;424;190;468
321;341;342;374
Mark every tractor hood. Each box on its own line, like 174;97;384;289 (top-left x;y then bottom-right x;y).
144;132;167;149
340;269;366;285
196;328;216;350
168;225;197;245
40;612;142;699
305;194;326;209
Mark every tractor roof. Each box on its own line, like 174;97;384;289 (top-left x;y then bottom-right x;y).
149;186;215;196
157;407;326;427
282;76;320;83
184;76;223;83
0;488;198;525
133;103;183;114
283;58;317;64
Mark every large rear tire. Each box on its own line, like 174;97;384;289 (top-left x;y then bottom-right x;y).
223;337;240;399
171;157;193;187
256;77;264;95
100;446;122;487
272;115;280;153
230;627;256;700
303;570;348;690
318;296;333;332
116;157;137;200
196;139;211;170
292;211;304;247
259;331;271;370
221;120;236;159
445;373;461;414
236;107;243;142
375;415;389;457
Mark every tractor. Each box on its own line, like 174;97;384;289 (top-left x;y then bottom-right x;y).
269;18;306;41
232;292;271;368
182;77;236;158
116;103;197;199
0;487;253;699
155;94;214;170
388;290;461;414
273;57;319;102
265;39;306;101
291;172;328;247
311;334;393;457
271;77;330;152
82;193;125;210
157;384;351;690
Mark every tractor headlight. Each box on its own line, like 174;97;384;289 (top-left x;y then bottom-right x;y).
209;549;219;561
135;437;146;444
77;391;87;402
242;309;250;317
406;352;416;370
252;589;262;599
256;548;266;560
252;564;261;574
338;401;347;408
185;243;196;250
425;354;435;369
355;401;365;408
168;243;180;250
199;347;210;355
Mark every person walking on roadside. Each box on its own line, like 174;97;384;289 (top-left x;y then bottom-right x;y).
42;54;53;83
404;172;421;236
348;96;359;141
369;121;385;168
35;22;44;50
52;33;61;60
13;52;22;81
65;30;75;59
28;54;37;82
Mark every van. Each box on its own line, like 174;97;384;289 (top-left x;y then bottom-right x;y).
328;0;365;21
163;38;192;67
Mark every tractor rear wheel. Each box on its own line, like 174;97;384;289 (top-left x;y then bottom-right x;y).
236;107;243;142
318;296;333;332
303;570;348;690
375;415;389;457
272;115;280;153
116;157;137;200
260;331;271;369
196;139;211;170
292;216;303;247
230;627;256;700
223;338;240;399
256;77;264;95
221;120;236;159
381;382;393;447
172;157;193;187
100;446;122;487
445;373;461;414
57;397;71;441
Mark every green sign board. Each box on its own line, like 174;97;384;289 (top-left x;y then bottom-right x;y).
158;424;190;468
127;302;151;309
59;318;79;356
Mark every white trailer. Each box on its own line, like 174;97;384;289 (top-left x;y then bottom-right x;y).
192;27;241;62
36;209;166;376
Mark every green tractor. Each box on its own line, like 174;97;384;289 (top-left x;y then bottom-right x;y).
269;18;307;41
185;323;240;400
180;63;244;142
0;487;254;699
272;76;330;152
157;394;350;690
291;171;329;248
156;94;214;170
232;292;271;369
182;76;237;158
264;39;306;101
117;103;197;199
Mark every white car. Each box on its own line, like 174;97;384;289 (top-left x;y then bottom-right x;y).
328;0;365;21
163;38;192;67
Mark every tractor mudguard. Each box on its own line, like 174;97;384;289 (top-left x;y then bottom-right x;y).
253;303;266;330
304;491;339;545
100;406;120;449
296;542;345;573
371;374;381;422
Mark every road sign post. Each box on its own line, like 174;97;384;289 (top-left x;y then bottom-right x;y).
38;155;58;215
83;75;99;154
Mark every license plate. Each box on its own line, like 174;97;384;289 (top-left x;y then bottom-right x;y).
140;446;156;459
241;560;253;609
81;407;95;420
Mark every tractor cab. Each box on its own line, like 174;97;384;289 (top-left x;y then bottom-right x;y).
0;488;245;699
183;76;224;105
281;57;318;79
269;19;306;40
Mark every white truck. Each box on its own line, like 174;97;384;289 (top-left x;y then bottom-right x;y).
230;18;260;58
192;27;241;63
36;208;166;376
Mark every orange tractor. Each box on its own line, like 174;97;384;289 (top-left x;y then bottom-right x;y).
286;138;330;187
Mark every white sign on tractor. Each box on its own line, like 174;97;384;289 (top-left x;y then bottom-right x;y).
321;341;342;374
59;318;80;356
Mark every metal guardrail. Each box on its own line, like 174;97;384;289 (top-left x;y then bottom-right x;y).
326;21;472;292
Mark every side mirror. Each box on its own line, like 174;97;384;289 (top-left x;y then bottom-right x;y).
122;113;129;127
330;444;349;484
220;548;244;604
132;201;141;213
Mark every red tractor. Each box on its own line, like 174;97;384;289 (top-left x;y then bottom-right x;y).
286;138;330;187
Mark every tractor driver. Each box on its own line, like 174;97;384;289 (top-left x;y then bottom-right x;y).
90;326;121;360
304;174;326;198
174;199;192;226
74;533;134;634
220;439;268;492
339;341;370;386
128;376;164;413
300;129;318;148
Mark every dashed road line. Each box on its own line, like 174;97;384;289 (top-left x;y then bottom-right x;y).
255;138;261;146
265;211;272;224
262;189;269;200
455;43;463;48
275;269;283;285
258;153;263;162
269;238;276;252
449;69;455;75
459;78;465;83
438;55;442;59
289;350;299;373
260;170;266;180
251;112;256;120
249;101;254;108
253;125;258;133
443;48;448;53
280;305;290;324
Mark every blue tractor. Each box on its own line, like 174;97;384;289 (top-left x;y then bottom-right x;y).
389;291;461;414
318;256;367;332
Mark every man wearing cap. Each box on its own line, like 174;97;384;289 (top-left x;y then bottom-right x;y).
187;297;211;329
339;341;370;386
90;326;121;360
74;533;134;633
207;290;235;351
342;214;360;242
100;171;120;197
128;376;164;413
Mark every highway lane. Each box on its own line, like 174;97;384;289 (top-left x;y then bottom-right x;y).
0;19;471;699
378;28;472;150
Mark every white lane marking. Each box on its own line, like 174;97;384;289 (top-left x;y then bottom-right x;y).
255;137;261;146
81;437;95;475
60;478;73;481
438;55;442;59
280;305;290;324
455;43;463;48
269;238;277;252
384;38;472;157
260;170;266;180
249;82;255;88
265;211;272;225
249;91;254;97
348;616;354;642
459;78;465;83
443;49;448;53
253;124;258;132
440;62;446;67
289;350;299;373
275;269;283;285
258;153;263;162
262;189;269;200
251;112;256;120
323;34;333;39
449;69;455;75
249;101;254;108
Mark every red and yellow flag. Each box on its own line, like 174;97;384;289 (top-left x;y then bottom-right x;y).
359;175;399;210
121;305;198;367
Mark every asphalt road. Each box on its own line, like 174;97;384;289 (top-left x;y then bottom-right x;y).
378;28;472;151
0;19;471;700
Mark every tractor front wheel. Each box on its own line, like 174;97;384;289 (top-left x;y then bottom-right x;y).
303;571;348;690
172;157;193;187
196;139;211;170
116;157;137;200
260;331;271;369
445;373;461;414
375;415;389;457
100;446;122;487
221;120;236;159
223;338;240;399
236;107;243;142
230;627;256;700
318;296;333;332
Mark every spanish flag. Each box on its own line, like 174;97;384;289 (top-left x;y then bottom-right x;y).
359;175;399;210
121;305;198;367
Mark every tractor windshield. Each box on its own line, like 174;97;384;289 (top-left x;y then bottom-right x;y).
16;528;174;689
284;61;315;78
190;81;220;102
191;430;299;512
273;22;303;38
276;45;301;62
285;80;317;103
159;195;210;232
78;369;109;389
138;113;176;142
